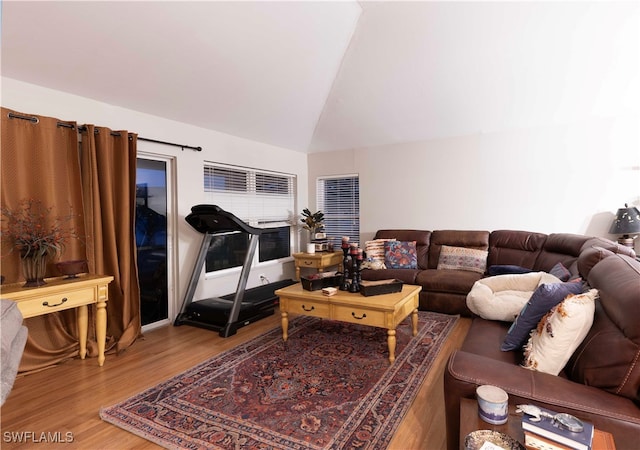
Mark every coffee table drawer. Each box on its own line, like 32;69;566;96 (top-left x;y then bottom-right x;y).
332;305;385;327
286;299;330;318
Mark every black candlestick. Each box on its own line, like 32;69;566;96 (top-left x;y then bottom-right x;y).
349;256;362;293
339;246;351;291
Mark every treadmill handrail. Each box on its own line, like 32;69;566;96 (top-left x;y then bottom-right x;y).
185;204;264;235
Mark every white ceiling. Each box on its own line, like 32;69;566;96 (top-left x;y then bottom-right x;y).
2;1;638;154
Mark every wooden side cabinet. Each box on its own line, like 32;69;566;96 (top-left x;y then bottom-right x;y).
292;251;343;280
0;274;114;366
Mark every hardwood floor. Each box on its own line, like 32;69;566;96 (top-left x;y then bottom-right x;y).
1;311;470;449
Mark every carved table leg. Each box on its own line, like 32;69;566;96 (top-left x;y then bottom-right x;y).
281;311;289;342
77;304;88;359
96;299;107;367
387;329;397;364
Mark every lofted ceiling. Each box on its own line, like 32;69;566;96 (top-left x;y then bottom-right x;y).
2;1;638;154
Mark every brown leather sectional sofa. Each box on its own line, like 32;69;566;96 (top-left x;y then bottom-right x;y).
360;229;640;449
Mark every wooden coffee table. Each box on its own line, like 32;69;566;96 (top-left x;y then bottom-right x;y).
275;283;421;364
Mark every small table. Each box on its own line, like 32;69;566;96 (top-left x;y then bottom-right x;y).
292;251;343;280
0;274;114;366
275;283;421;364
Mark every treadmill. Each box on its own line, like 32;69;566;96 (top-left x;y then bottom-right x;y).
174;204;295;337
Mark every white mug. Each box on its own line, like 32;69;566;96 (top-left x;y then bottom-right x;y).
476;385;508;425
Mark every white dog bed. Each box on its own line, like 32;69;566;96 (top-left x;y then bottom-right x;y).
466;271;561;321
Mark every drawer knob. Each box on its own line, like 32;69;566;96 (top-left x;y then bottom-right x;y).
352;312;367;320
303;261;313;266
43;297;68;307
302;305;315;312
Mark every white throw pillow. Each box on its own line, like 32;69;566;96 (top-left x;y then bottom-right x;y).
466;271;561;321
522;289;598;376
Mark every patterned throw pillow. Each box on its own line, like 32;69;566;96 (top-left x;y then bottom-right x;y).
361;239;396;270
501;281;584;351
522;289;598;376
384;240;418;269
437;245;488;274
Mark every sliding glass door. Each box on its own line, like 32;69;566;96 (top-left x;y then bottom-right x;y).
136;155;175;328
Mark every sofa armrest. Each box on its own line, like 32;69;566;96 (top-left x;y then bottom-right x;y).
444;350;640;450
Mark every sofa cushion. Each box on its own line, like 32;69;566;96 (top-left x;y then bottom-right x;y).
384;240;418;269
488;230;547;269
437;245;488;274
577;245;615;279
501;281;585;351
428;230;489;269
461;319;522;365
466;271;562;322
523;289;598;376
416;268;483;296
534;233;590;273
568;253;640;403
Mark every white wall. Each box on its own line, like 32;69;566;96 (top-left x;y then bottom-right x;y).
1;77;307;312
309;114;640;253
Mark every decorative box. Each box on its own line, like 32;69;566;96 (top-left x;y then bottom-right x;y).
301;273;341;291
359;279;404;296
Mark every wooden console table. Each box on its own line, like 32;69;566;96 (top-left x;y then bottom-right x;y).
292;251;343;280
0;274;114;366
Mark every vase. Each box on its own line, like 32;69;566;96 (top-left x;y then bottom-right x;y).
21;253;49;287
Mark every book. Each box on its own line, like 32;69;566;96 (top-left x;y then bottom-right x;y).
521;407;594;450
525;429;615;450
525;430;573;450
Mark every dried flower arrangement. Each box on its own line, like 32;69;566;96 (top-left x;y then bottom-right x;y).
0;198;80;260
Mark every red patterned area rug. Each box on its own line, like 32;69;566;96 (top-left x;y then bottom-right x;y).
100;311;458;449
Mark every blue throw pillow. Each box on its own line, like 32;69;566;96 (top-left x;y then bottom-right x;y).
487;265;532;276
549;262;571;282
501;281;584;351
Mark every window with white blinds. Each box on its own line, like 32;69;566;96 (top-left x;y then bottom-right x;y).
204;163;295;226
203;162;296;272
316;175;360;245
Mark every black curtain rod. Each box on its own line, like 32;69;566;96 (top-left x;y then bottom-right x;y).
137;136;202;152
7;112;202;152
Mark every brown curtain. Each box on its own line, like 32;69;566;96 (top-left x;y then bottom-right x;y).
80;125;141;353
1;108;87;371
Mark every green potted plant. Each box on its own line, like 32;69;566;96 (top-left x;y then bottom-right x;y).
300;208;325;237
